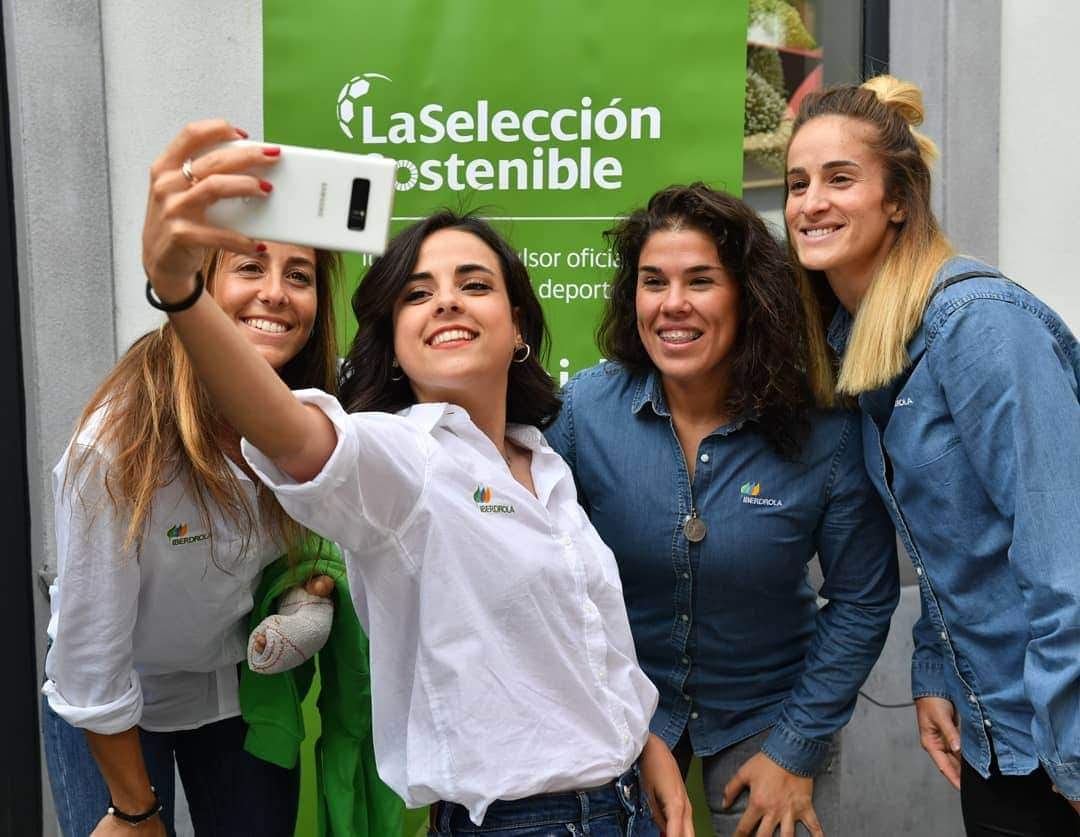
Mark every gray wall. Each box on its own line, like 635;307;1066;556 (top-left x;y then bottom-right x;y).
4;2;116;829
5;2;262;834
10;2;1068;835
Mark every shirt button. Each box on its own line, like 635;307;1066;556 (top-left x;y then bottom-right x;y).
680;614;689;622
915;566;923;576
968;694;978;704
699;454;710;463
560;536;572;547
690;711;699;720
682;693;690;701
682;656;689;665
940;632;947;641
682;572;690;580
984;719;992;729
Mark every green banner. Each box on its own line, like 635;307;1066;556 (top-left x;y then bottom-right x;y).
265;0;748;383
265;5;747;834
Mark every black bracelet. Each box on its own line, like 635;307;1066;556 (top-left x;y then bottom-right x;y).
107;785;163;826
146;270;204;312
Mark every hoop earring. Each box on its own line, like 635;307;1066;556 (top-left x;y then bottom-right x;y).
390;358;406;382
512;342;531;364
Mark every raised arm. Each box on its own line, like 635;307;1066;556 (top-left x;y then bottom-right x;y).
141;119;336;481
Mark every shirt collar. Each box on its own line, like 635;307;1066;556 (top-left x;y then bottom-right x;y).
629;368;752;435
827;306;854;354
827;296;932;368
397;401;465;433
398;401;546;452
631;369;670;417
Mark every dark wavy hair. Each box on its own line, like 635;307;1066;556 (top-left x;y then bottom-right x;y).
599;183;811;457
339;211;560;428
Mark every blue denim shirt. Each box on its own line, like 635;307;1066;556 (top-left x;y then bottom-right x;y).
546;363;898;776
829;256;1080;799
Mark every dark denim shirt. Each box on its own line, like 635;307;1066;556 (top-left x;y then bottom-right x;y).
829;256;1080;798
546;363;898;776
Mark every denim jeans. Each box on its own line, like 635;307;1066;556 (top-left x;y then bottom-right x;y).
428;764;658;836
673;729;842;837
42;696;298;837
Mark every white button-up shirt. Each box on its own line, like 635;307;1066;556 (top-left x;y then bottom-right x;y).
44;415;281;733
243;391;657;823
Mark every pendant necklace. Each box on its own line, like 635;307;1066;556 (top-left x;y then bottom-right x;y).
684;508;707;543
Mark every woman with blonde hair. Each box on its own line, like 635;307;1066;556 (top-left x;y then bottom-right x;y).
43;225;341;836
785;75;1080;836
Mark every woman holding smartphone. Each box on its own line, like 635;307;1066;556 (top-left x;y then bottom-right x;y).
138;119;694;837
784;76;1080;836
43;231;340;835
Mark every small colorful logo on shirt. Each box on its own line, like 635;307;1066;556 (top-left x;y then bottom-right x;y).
471;484;515;514
740;481;783;507
166;522;210;546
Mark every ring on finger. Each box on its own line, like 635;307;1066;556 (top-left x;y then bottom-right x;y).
181;158;199;185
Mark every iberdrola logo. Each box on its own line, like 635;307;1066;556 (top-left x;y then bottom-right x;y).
333;69;663;194
167;522;210;546
472;484;515;515
740;481;783;507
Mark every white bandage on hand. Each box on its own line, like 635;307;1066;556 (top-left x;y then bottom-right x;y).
247;585;334;674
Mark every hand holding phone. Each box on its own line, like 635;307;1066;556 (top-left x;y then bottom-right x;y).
203;141;397;255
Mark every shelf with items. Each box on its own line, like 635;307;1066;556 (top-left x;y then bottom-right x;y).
743;0;823;189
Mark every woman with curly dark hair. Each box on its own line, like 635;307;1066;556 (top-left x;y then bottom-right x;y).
546;183;899;837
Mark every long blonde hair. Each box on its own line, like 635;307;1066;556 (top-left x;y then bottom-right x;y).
789;75;955;398
68;247;341;556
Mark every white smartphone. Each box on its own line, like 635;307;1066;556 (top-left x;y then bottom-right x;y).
203;141;397;256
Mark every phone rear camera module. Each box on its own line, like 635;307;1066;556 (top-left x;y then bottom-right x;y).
348;178;371;231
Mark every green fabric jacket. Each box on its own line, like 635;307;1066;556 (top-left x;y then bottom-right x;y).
240;538;402;836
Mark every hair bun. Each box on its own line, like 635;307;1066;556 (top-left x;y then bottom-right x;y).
862;75;924;125
862;75;938;165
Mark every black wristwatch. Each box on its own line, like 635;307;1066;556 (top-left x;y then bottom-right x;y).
107;786;163;826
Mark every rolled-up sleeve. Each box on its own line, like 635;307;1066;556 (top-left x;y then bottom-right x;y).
765;413;900;776
43;447;143;734
929;299;1080;800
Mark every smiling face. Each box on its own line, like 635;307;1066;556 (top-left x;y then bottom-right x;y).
391;228;520;407
784;114;905;311
211;243;318;371
635;228;740;394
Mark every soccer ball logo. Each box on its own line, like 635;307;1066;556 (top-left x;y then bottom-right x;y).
336;72;392;139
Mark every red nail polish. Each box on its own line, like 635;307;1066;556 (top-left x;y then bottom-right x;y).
234;127;250;139
259;180;273;193
256;243;267;253
263;146;281;157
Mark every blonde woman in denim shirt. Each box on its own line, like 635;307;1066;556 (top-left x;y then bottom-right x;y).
785;76;1080;836
547;184;899;837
